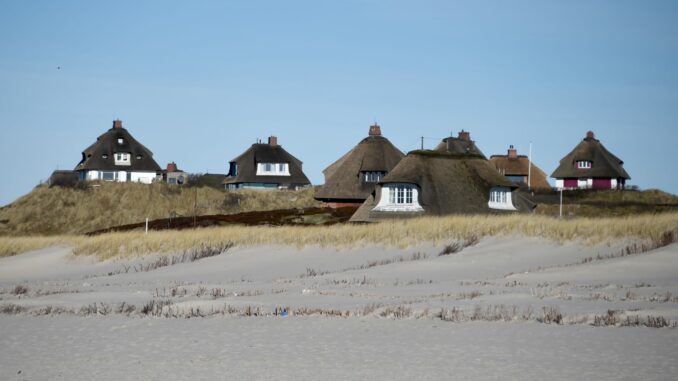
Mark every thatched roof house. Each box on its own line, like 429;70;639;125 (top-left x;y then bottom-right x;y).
224;136;311;190
314;123;404;207
75;120;161;183
551;131;630;190
351;131;534;222
490;145;551;189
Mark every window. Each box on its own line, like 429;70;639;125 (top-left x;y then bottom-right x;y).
114;153;131;166
102;154;108;159
490;189;508;203
388;185;414;204
136;154;142;160
363;171;385;183
577;161;592;169
256;163;289;176
101;171;116;181
229;163;238;176
117;138;124;145
488;187;516;210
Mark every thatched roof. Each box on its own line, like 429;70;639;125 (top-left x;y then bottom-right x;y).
489;146;551;189
224;137;311;186
314;124;404;202
350;133;534;222
551;131;630;179
75;120;161;172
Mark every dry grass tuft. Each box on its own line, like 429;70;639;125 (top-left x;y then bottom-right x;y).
0;212;676;259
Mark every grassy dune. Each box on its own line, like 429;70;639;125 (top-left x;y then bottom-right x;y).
1;213;676;259
0;182;321;235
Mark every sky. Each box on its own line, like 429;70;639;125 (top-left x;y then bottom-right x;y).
1;0;677;206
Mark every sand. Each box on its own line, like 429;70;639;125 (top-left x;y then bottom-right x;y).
1;237;677;380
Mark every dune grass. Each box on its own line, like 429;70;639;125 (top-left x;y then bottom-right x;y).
1;213;676;259
0;182;321;235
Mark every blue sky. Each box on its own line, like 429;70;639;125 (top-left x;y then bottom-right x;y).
1;0;677;206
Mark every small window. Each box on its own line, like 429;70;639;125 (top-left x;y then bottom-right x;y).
264;163;273;172
576;161;592;169
278;163;286;172
117;138;124;145
114;153;131;166
136;154;142;160
363;171;385;183
102;154;108;159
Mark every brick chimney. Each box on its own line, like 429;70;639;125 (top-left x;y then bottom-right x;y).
586;131;595;139
167;162;177;173
458;130;470;141
368;123;382;136
268;136;278;146
508;145;517;159
113;119;123;129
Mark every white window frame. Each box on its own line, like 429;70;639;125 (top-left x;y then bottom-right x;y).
114;152;131;166
117;138;124;145
576;160;592;169
256;162;290;176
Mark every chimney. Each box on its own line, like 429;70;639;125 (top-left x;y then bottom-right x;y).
368;123;382;136
508;145;518;159
167;162;177;173
586;131;595;139
268;136;278;146
113;119;123;129
458;130;470;141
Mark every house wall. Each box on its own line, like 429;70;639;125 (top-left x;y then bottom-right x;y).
555;178;617;190
82;170;154;184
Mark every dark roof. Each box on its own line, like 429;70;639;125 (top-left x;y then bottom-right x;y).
489;149;551;189
350;137;534;221
75;121;161;172
224;141;311;186
434;133;486;158
551;131;630;180
315;127;404;202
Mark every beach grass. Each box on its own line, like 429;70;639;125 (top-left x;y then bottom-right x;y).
1;212;676;259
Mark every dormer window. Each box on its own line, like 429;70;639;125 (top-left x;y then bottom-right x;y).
102;154;108;159
117;138;124;145
363;171;385;183
114;152;131;166
488;187;517;211
576;161;592;169
389;184;413;204
256;162;290;176
372;183;424;212
136;154;142;160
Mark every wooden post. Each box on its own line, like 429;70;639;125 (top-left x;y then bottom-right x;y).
145;218;149;234
528;142;532;191
559;188;563;218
